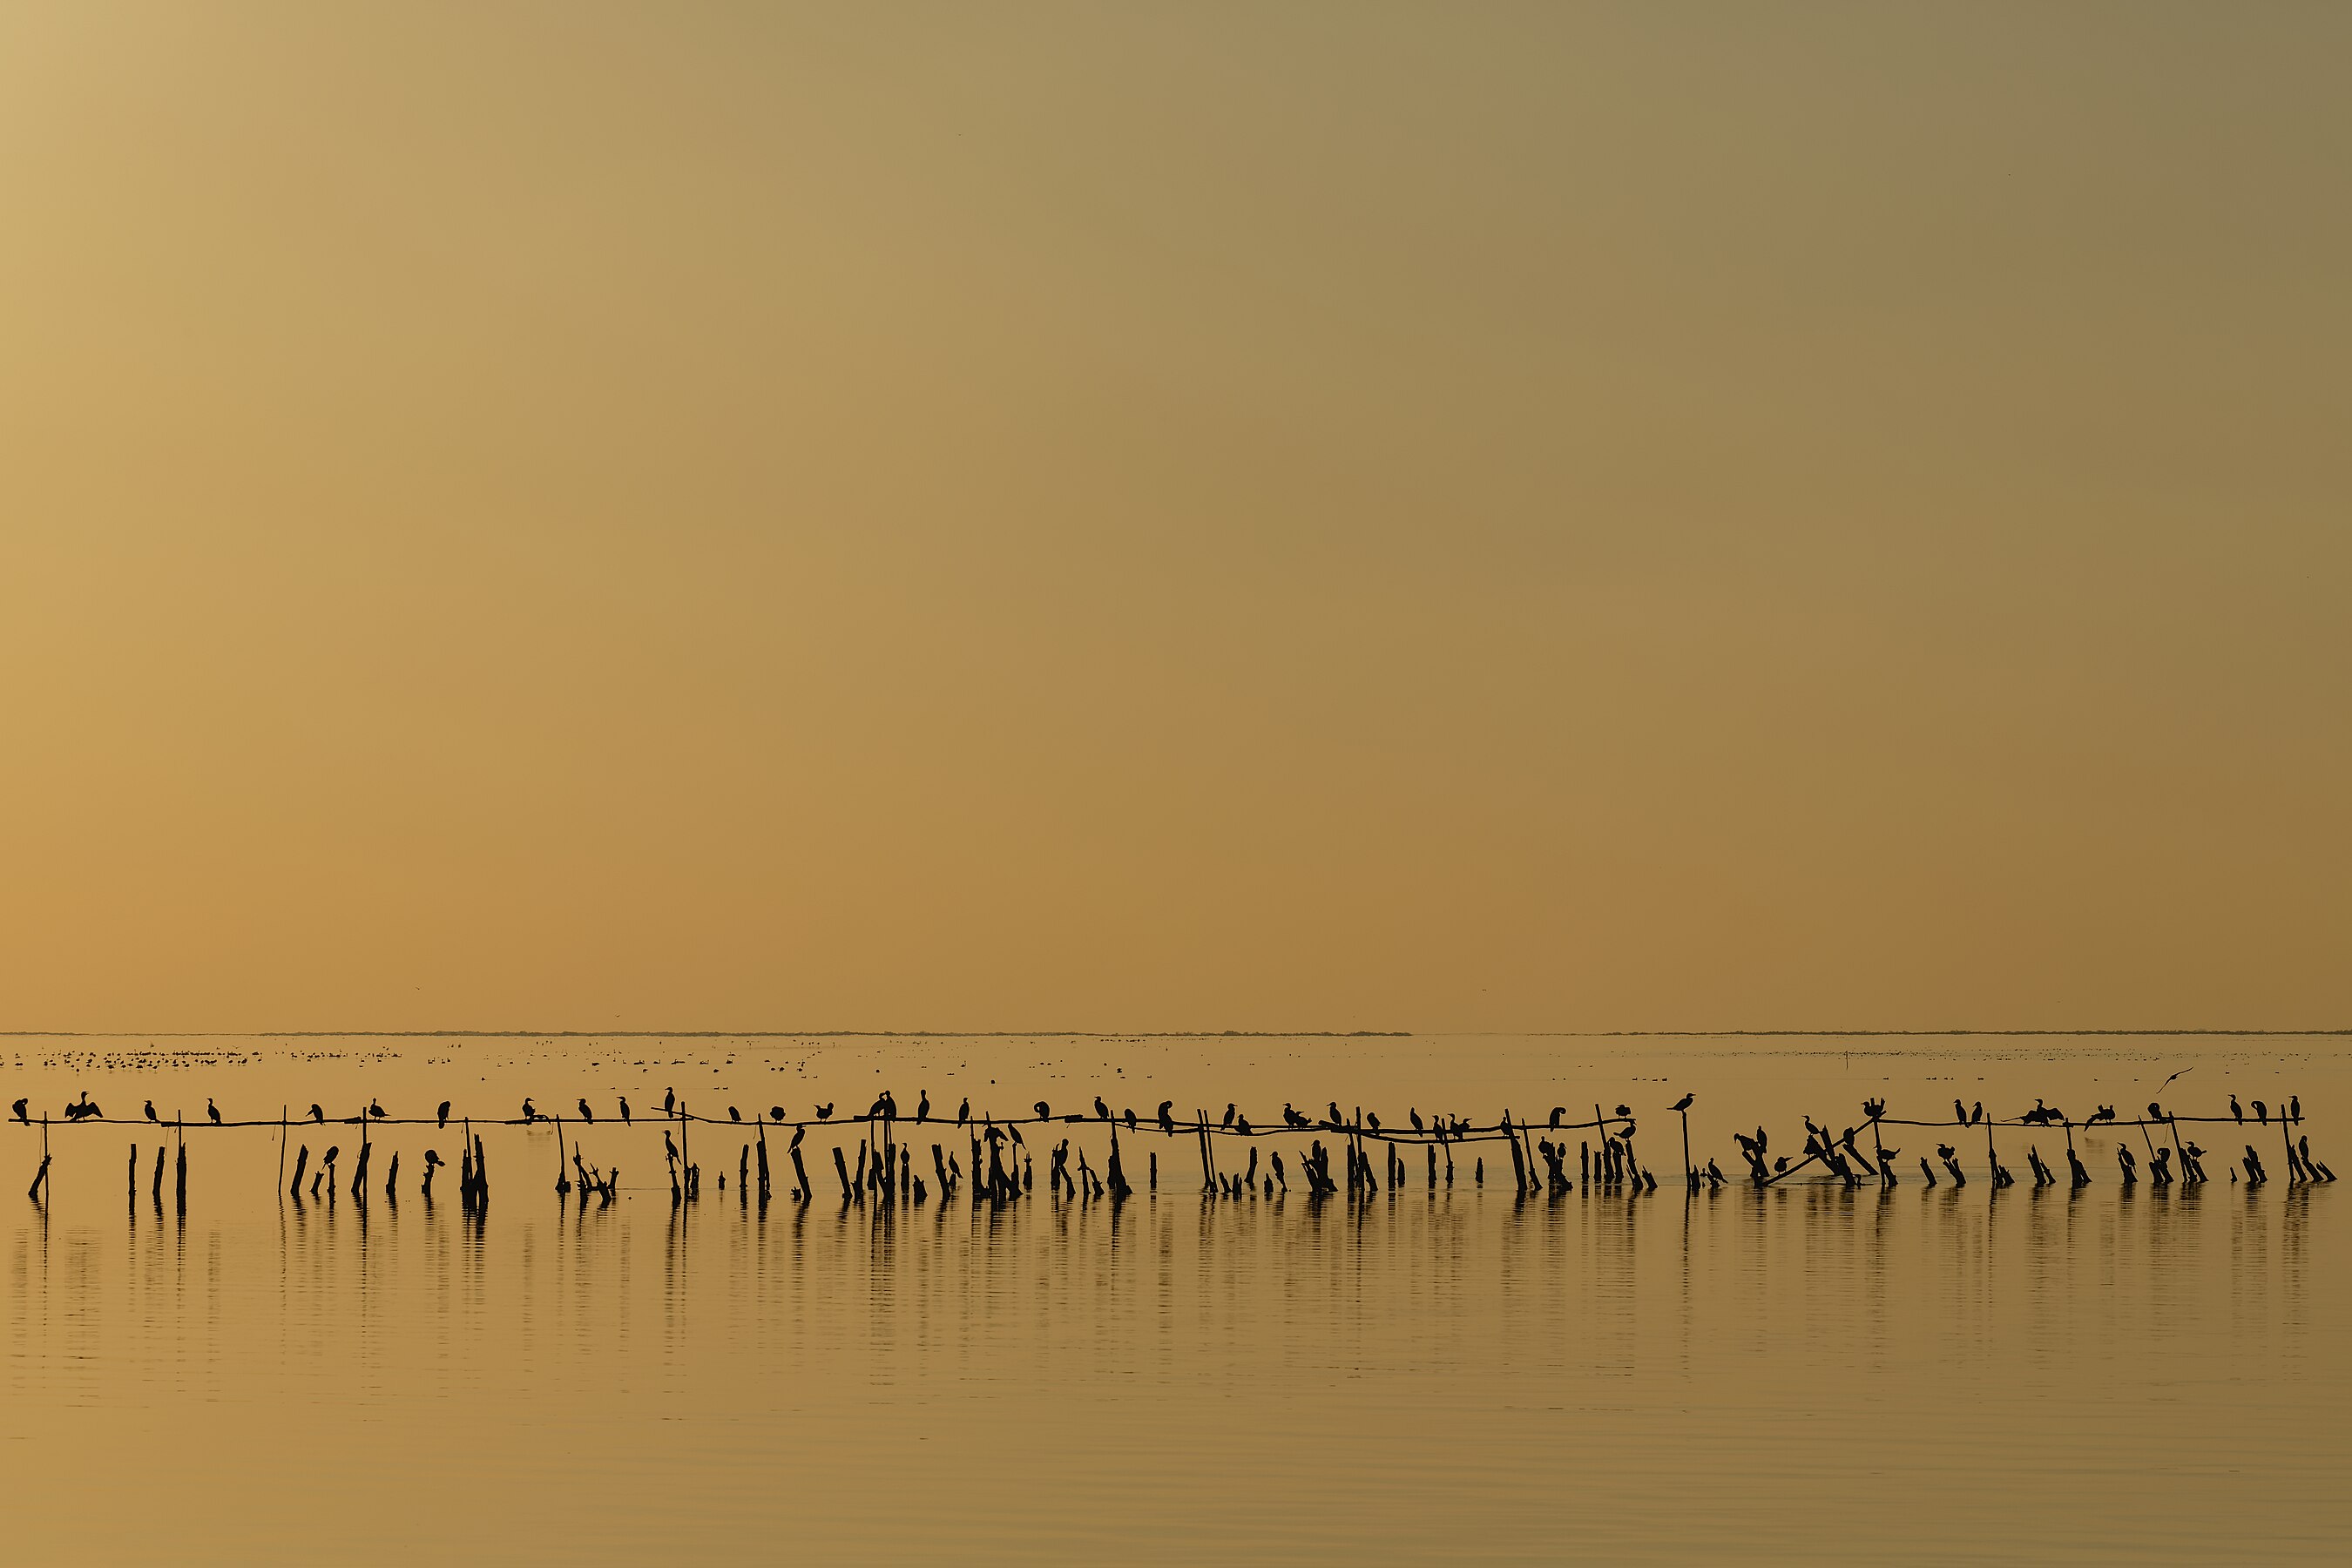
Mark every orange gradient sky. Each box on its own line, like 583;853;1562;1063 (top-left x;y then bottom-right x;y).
3;7;2346;1033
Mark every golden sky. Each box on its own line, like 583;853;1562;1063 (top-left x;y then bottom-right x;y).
2;7;2345;1032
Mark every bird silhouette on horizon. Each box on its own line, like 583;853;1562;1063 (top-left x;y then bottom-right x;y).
207;1098;221;1125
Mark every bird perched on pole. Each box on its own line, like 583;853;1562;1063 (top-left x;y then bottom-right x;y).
1671;1093;1694;1112
578;1098;594;1125
207;1098;222;1125
437;1101;451;1128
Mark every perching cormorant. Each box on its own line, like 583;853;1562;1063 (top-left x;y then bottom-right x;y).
207;1098;222;1125
1671;1093;1694;1112
815;1104;833;1120
309;1104;324;1124
145;1100;159;1123
437;1101;451;1128
578;1098;594;1124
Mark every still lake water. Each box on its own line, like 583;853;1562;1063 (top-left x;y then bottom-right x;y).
4;1032;2345;1564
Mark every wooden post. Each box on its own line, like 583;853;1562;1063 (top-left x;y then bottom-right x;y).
1680;1109;1692;1185
154;1143;167;1201
175;1114;186;1208
129;1143;139;1199
278;1105;288;1192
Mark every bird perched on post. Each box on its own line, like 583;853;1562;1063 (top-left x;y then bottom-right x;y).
2291;1095;2301;1123
437;1101;451;1128
368;1099;387;1120
2090;1106;2116;1125
1098;1097;1112;1121
10;1098;25;1124
1034;1101;1051;1120
145;1100;159;1123
1549;1108;1565;1130
1954;1099;1969;1126
728;1106;742;1123
578;1098;594;1125
1123;1107;1137;1129
207;1098;222;1125
916;1091;929;1122
1220;1104;1235;1129
769;1106;786;1123
663;1131;679;1163
1409;1109;1425;1132
521;1098;537;1122
309;1104;325;1124
2231;1095;2244;1124
956;1098;970;1126
2148;1101;2166;1122
815;1103;833;1120
2253;1100;2268;1124
618;1097;632;1125
1159;1102;1175;1133
663;1087;676;1116
1971;1102;1984;1125
1367;1112;1382;1133
1671;1093;1694;1112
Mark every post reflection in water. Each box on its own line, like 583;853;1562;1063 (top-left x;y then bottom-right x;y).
1;1034;2347;1564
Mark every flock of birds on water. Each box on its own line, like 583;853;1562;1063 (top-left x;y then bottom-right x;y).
8;1071;2334;1207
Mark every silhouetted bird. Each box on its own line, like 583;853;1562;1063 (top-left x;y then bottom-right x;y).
522;1098;537;1122
437;1101;451;1128
1034;1101;1051;1120
815;1104;833;1120
1774;1156;1790;1173
1097;1097;1112;1121
309;1104;325;1124
2090;1106;2116;1124
1367;1112;1382;1133
145;1100;159;1123
619;1097;631;1124
1936;1143;1957;1160
1328;1101;1344;1127
1159;1102;1175;1133
770;1106;785;1122
956;1098;970;1126
1671;1093;1694;1112
1954;1099;1969;1125
663;1087;675;1116
10;1098;25;1124
728;1106;741;1123
1409;1109;1425;1132
1549;1108;1565;1130
578;1098;594;1124
1220;1104;1235;1129
207;1098;221;1125
368;1098;387;1120
1620;1121;1636;1139
1123;1108;1137;1129
917;1092;929;1122
788;1126;805;1151
322;1146;340;1167
2290;1095;2301;1122
664;1132;679;1162
1971;1102;1984;1125
1615;1104;1632;1119
2253;1100;2268;1124
2231;1095;2244;1124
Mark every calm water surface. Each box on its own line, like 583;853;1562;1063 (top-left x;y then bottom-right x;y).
4;1034;2345;1564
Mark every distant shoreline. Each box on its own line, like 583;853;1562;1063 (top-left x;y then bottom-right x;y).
3;1028;2346;1040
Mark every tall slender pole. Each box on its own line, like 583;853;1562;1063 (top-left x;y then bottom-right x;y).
278;1105;288;1191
